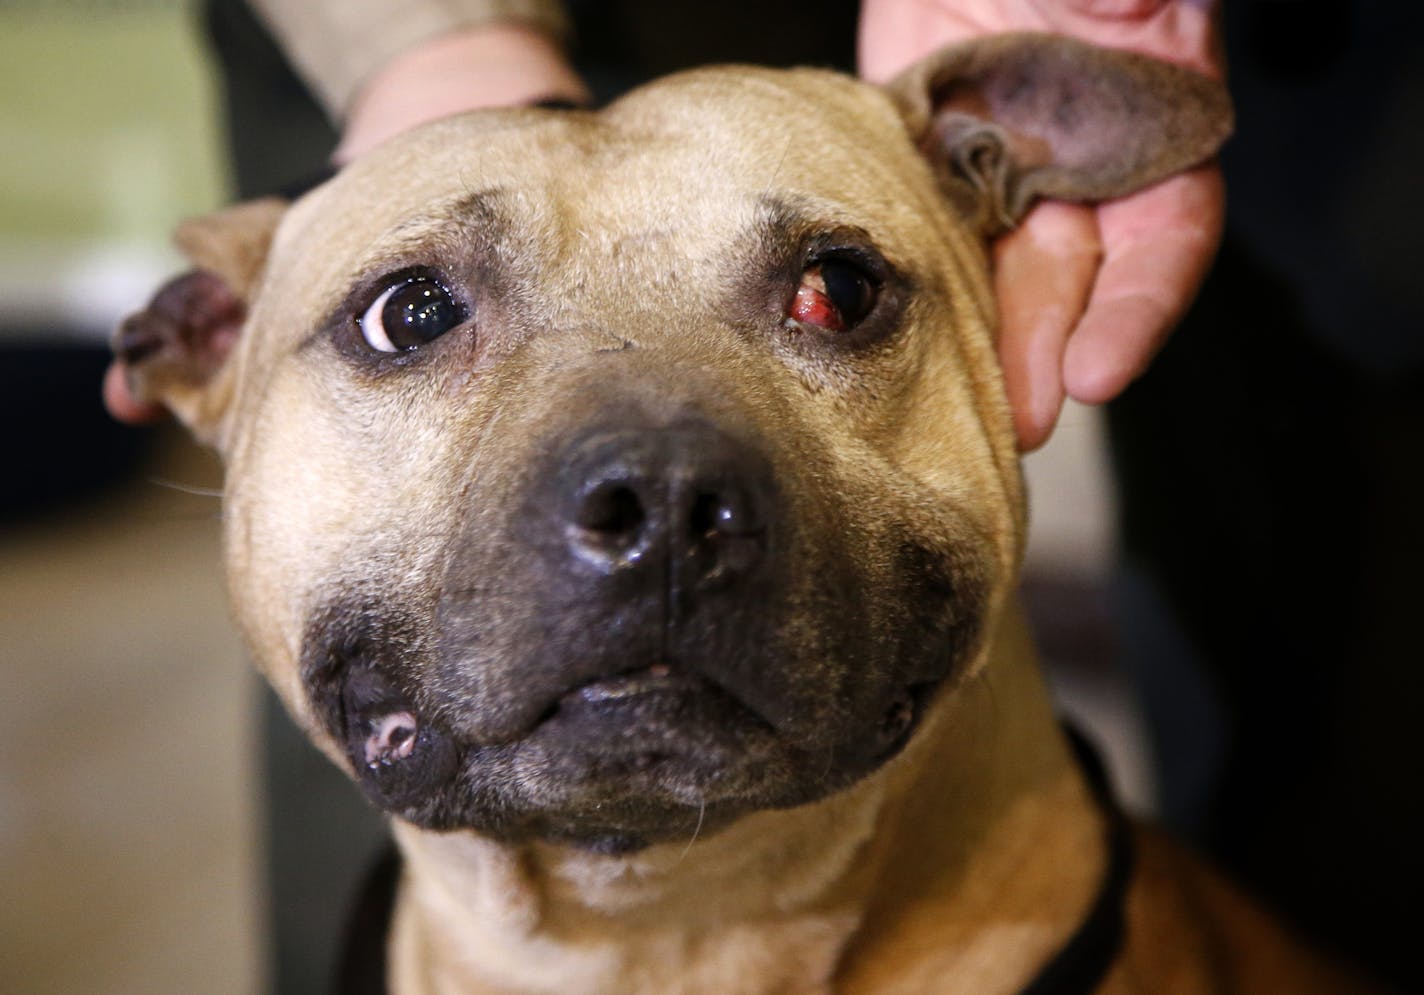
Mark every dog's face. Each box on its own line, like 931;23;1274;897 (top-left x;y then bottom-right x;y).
119;36;1228;853
230;69;1016;852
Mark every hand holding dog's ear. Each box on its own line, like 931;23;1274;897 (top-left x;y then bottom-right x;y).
861;0;1226;450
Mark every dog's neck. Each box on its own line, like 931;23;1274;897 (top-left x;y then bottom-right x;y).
387;603;1107;995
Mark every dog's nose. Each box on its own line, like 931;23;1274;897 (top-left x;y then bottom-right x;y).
556;424;774;594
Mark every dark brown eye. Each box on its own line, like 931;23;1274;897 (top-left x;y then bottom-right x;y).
358;276;467;352
787;257;878;333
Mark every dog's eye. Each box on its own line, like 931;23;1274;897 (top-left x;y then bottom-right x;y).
358;276;467;352
787;258;878;333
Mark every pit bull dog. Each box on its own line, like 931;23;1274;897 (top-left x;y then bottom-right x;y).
115;32;1363;994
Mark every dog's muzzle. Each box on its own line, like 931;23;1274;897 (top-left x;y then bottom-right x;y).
303;412;976;851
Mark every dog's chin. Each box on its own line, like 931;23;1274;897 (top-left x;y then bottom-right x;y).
485;671;802;851
331;663;932;852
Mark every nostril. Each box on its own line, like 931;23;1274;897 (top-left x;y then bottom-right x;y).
687;486;761;540
552;424;775;582
578;483;646;537
688;492;722;537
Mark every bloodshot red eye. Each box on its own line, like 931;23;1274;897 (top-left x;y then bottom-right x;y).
786;257;878;333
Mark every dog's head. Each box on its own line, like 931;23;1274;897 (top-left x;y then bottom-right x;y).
117;35;1227;853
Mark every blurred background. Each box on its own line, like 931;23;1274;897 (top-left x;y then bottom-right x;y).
3;1;1421;994
0;2;260;994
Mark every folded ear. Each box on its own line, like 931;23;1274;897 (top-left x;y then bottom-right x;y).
886;32;1232;236
111;197;287;447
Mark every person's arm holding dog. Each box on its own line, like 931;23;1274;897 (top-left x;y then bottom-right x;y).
106;0;1225;453
248;0;587;162
333;23;589;163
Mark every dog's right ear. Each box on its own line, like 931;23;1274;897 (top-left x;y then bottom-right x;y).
886;33;1232;236
112;197;287;447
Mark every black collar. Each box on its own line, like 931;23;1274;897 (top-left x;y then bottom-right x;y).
331;724;1134;995
1018;724;1137;995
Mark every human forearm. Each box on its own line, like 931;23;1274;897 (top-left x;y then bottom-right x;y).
248;0;575;120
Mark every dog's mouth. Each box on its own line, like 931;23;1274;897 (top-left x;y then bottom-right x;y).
542;663;931;758
527;662;782;773
561;662;691;704
302;496;981;851
314;641;938;850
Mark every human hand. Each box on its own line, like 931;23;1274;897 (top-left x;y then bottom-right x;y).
859;0;1225;451
107;22;589;424
336;22;589;163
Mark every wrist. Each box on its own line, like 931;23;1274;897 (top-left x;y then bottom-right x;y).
337;23;589;164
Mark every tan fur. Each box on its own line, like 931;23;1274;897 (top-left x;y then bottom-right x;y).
119;35;1360;995
164;198;287;443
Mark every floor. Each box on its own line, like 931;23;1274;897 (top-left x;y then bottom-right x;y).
0;430;262;995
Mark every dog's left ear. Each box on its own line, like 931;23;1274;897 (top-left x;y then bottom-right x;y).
886;32;1232;235
112;197;287;447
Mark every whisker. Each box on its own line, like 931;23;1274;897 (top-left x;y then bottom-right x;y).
760;135;796;199
678;799;707;862
145;476;223;498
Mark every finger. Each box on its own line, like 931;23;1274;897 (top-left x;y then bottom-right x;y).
103;362;168;425
1063;0;1171;16
993;201;1101;451
1062;166;1224;404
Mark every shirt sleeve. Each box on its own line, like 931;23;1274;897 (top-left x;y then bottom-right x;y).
248;0;571;120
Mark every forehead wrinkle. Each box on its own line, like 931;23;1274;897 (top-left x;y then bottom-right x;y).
338;187;518;281
753;194;916;278
352;189;512;268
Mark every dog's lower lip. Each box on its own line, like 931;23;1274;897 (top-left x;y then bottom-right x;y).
570;663;691;704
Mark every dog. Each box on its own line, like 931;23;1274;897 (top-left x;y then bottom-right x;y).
114;32;1364;994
